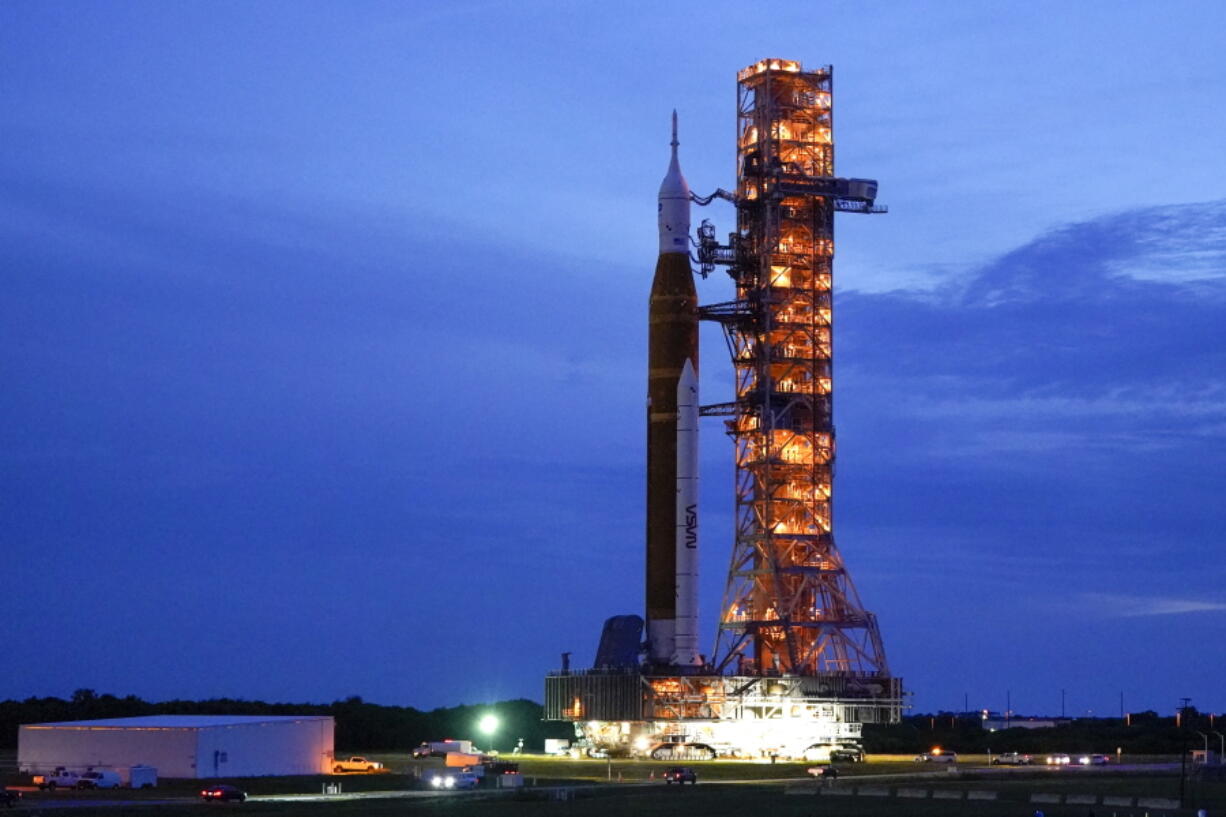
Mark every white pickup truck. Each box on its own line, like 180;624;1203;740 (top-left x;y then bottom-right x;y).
992;752;1034;765
35;769;81;789
332;756;383;773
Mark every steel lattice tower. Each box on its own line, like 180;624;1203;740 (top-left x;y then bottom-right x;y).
709;61;890;678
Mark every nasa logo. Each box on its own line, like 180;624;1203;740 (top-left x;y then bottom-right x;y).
685;504;697;548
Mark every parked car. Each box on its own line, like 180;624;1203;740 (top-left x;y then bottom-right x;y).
807;766;841;779
77;770;122;789
332;756;383;773
1078;754;1110;765
200;784;247;802
663;766;698;784
915;751;957;763
0;790;22;808
992;752;1034;765
1046;754;1071;765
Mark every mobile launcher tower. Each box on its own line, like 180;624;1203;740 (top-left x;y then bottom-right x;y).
545;59;904;761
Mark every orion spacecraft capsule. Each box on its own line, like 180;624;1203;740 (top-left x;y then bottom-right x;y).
646;113;701;668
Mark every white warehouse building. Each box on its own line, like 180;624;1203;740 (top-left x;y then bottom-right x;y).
19;715;335;778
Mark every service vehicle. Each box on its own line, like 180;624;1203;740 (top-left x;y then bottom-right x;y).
332;756;383;773
485;761;519;776
429;771;480;790
413;740;474;758
1078;754;1110;765
1046;753;1072;765
830;746;864;763
127;765;158;789
914;751;958;763
36;769;81;790
992;752;1034;765
77;770;122;789
544;738;570;756
662;766;698;784
200;784;246;802
444;752;484;769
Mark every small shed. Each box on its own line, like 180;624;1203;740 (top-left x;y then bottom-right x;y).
19;714;335;778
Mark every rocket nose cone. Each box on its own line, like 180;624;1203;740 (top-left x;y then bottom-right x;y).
659;157;689;198
657;111;691;254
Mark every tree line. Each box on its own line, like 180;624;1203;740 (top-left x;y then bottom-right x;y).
3;691;1206;756
0;690;571;752
864;709;1215;755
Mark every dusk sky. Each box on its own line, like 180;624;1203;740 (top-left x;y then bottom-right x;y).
3;1;1224;718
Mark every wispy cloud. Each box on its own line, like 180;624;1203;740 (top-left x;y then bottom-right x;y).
1078;593;1226;617
834;198;1226;467
1104;200;1226;284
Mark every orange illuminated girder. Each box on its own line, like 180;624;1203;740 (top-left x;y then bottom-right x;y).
714;62;889;679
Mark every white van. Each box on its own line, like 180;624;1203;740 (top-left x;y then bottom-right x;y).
78;770;122;789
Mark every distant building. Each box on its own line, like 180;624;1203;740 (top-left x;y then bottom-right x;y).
19;715;335;778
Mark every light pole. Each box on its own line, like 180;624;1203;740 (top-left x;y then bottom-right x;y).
1212;731;1225;765
1178;698;1192;809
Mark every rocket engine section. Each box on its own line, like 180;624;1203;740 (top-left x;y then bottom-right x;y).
647;113;702;668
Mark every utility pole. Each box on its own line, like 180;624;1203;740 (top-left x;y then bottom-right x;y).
1179;697;1192;808
1061;689;1066;718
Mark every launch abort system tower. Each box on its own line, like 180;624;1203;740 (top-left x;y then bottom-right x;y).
545;59;903;761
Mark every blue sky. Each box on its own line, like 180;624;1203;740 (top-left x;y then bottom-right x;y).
3;1;1224;717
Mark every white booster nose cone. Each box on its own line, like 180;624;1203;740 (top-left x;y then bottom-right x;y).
658;110;691;254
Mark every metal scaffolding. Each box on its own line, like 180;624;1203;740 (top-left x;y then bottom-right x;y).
699;60;892;681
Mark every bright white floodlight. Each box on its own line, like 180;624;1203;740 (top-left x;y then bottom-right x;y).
478;714;499;736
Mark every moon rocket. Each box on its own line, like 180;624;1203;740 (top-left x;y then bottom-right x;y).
646;113;701;668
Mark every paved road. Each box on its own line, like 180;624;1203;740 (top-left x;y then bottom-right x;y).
5;788;496;809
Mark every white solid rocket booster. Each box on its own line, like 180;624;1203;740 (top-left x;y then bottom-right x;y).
673;357;701;666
